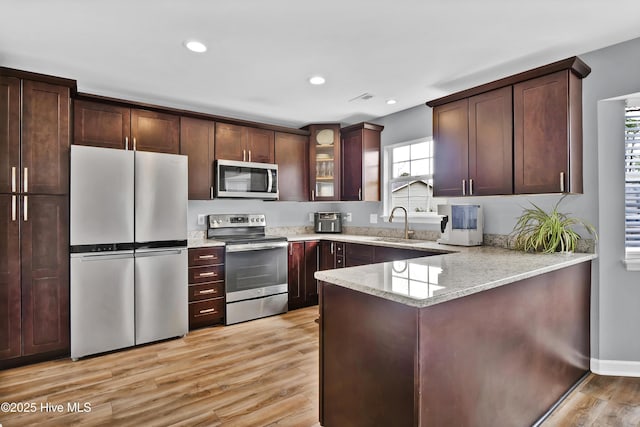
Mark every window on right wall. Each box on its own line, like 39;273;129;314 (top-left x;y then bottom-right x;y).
625;104;640;258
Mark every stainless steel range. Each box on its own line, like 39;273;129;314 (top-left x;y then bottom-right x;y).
207;214;288;325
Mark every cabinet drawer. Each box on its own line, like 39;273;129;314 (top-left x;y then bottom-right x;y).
189;282;225;302
189;298;224;329
336;256;344;268
188;247;224;267
189;264;225;284
335;243;345;255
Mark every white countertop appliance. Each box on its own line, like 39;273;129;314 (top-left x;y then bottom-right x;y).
437;204;483;246
207;213;288;325
70;145;188;360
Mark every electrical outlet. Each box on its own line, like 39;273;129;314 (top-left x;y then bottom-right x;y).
344;213;353;222
197;214;206;226
369;214;378;224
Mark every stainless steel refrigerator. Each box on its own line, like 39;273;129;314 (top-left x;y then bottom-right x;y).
70;145;188;360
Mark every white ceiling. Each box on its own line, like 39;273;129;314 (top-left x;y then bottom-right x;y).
2;0;640;129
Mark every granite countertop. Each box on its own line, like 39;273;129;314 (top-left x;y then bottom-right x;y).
314;246;597;308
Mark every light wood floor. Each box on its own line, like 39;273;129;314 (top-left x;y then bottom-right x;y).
2;306;640;426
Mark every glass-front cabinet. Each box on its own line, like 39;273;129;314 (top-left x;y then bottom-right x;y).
307;124;341;201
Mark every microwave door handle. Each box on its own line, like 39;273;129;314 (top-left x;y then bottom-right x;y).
267;169;273;192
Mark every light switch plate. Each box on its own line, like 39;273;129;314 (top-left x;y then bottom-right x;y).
309;213;314;223
197;214;206;225
370;214;378;224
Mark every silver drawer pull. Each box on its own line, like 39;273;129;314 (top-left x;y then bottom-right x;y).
198;272;216;278
198;255;217;260
199;308;216;314
198;289;217;295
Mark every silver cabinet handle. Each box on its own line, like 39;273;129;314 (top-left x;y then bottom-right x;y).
248;150;252;162
23;167;28;192
311;190;315;201
243;149;246;161
469;179;474;196
198;289;217;295
462;179;466;196
560;172;565;192
289;244;293;256
330;242;334;254
210;186;214;199
199;308;216;314
358;188;362;201
11;166;16;192
198;271;217;278
198;255;217;260
23;196;28;221
125;136;129;150
11;195;16;221
133;137;137;151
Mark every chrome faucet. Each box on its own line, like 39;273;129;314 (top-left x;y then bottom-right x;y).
389;206;413;239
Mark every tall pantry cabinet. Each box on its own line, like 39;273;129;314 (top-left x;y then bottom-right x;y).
0;68;73;367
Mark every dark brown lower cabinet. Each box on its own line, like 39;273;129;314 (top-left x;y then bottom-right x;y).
288;241;319;310
1;195;69;368
319;261;591;427
188;247;225;329
319;241;344;270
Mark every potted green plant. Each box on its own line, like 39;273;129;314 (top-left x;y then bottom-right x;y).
510;197;597;253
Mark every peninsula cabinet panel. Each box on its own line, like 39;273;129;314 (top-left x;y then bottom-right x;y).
275;132;308;201
514;70;583;194
0;194;21;360
340;123;383;202
73;100;131;150
433;99;469;197
20;195;69;357
130;109;180;154
468;86;513;195
180;117;215;200
0;76;20;194
21;80;70;195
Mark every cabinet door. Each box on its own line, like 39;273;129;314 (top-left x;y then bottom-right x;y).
514;71;569;194
468;87;513;195
275;132;308;201
433;99;469;197
0;76;20;194
21;195;69;356
318;240;336;271
21;80;70;195
304;240;319;306
341;129;363;201
180;117;215;200
131;109;180;154
309;124;341;201
345;243;374;267
287;241;305;310
247;127;274;163
0;195;21;360
215;122;247;161
73;100;131;150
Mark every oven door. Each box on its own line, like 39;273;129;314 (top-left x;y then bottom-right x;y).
225;241;288;302
216;160;278;199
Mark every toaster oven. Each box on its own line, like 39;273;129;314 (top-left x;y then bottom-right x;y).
314;212;342;233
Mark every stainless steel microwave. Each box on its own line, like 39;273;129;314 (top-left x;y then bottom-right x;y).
215;159;278;199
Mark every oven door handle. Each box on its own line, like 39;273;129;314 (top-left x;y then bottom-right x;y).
226;241;289;253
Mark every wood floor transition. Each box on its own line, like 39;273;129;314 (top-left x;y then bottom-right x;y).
1;305;639;426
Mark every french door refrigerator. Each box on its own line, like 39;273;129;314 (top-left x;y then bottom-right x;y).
70;145;188;360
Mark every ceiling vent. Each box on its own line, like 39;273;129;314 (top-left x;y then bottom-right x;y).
348;92;375;102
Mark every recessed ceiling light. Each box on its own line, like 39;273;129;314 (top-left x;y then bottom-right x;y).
386;99;397;105
309;76;326;85
184;40;207;53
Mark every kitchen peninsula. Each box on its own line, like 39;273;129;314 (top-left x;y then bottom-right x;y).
315;248;596;427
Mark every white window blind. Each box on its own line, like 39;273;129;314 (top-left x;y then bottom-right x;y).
625;107;640;252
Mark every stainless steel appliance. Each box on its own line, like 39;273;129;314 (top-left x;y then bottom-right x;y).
215;159;278;199
207;214;288;324
437;204;484;246
70;145;188;360
314;212;343;233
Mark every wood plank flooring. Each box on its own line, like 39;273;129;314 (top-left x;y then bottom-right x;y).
1;305;640;426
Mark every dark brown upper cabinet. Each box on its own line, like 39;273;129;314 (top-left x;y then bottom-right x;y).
306;124;341;201
73;99;180;154
428;56;590;196
514;70;583;194
341;122;384;201
180;117;215;200
275;132;309;201
215;122;274;163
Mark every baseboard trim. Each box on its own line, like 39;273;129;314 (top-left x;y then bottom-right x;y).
591;358;640;377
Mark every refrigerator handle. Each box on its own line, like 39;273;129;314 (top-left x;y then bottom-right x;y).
125;136;129;151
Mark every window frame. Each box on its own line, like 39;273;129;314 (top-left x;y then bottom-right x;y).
383;137;443;224
624;105;640;269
